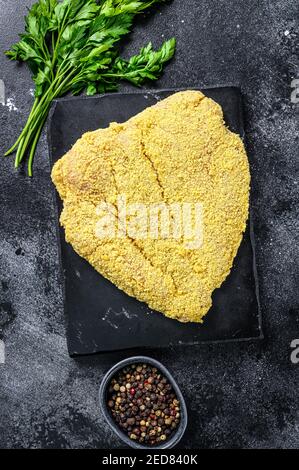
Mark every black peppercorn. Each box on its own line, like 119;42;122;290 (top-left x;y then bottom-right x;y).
107;363;181;446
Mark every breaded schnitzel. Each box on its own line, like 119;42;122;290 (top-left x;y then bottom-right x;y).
52;91;250;323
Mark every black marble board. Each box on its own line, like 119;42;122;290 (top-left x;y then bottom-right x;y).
48;87;262;356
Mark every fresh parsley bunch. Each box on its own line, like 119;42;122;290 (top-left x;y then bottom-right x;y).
5;0;176;175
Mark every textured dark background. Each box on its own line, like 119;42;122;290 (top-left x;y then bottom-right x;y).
0;0;298;449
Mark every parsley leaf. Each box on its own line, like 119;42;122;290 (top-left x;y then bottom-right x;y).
4;0;175;176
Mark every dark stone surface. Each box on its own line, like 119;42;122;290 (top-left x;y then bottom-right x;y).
0;0;298;449
50;89;261;356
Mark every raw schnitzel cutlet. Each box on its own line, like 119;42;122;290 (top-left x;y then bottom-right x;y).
52;90;250;323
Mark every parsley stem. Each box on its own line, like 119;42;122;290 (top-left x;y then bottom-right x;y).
5;97;40;156
15;101;51;167
15;66;77;168
12;66;72;161
28;116;47;177
14;137;24;168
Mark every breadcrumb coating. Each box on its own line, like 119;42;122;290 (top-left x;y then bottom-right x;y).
52;91;250;323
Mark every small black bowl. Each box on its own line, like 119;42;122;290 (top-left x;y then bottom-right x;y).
99;356;188;449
